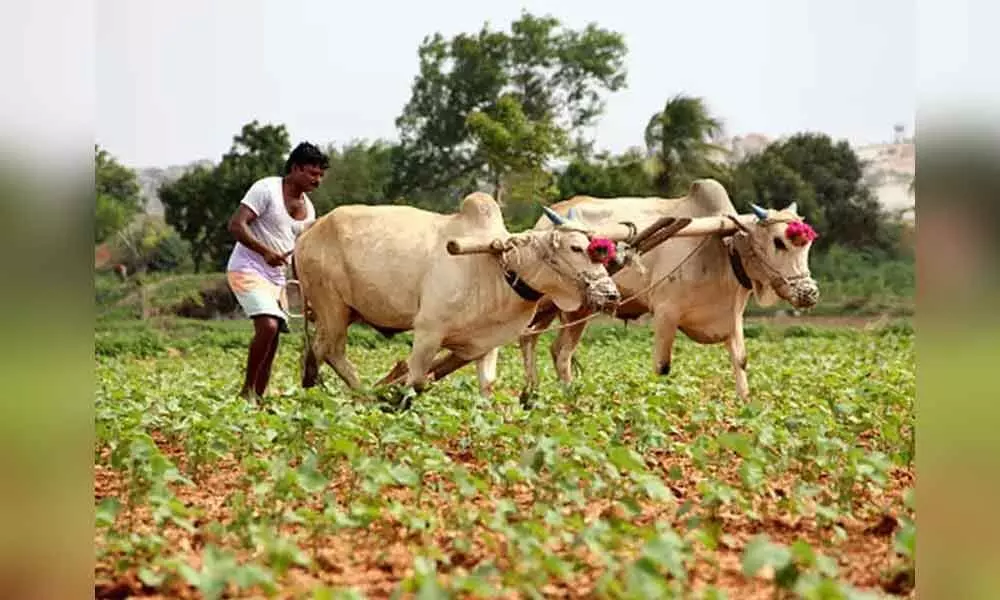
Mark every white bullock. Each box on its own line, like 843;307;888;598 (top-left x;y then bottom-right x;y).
292;191;630;401
509;178;820;402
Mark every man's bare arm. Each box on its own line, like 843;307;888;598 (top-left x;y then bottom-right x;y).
228;205;287;266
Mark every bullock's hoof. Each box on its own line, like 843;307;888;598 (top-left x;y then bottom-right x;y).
658;361;671;377
301;367;319;389
375;385;416;413
519;388;539;410
378;398;412;414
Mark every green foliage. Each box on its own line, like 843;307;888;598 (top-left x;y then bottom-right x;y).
95;319;913;598
308;139;396;214
147;227;194;272
106;217;193;275
732;133;904;255
495;167;561;231
95;272;232;322
95;145;143;242
391;10;627;202
466;93;568;204
643;94;729;196
556;147;657;199
810;245;914;299
160;121;291;271
731;151;820;228
96;193;136;244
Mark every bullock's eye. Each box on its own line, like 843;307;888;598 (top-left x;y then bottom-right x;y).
570;245;585;253
774;237;787;251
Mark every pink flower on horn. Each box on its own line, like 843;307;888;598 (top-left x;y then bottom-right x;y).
587;237;617;265
785;221;818;246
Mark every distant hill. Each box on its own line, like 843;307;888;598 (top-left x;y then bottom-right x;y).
136;159;215;215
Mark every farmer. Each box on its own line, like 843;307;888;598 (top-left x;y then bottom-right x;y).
225;142;328;401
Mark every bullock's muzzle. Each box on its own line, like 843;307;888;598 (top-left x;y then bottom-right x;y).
782;277;820;309
584;277;621;312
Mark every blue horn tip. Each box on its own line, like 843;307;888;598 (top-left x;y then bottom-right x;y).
750;203;769;219
542;205;566;225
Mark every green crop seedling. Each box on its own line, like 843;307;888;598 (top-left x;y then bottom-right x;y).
95;320;914;598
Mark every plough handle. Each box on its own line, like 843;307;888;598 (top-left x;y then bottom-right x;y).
633;217;693;254
606;216;693;276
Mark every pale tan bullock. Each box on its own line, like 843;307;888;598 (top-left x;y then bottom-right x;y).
508;178;820;402
292;191;631;400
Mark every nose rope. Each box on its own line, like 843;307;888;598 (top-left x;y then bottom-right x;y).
523;234;713;336
502;230;616;297
725;215;813;291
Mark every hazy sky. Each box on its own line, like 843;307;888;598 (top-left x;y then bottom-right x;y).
96;0;918;168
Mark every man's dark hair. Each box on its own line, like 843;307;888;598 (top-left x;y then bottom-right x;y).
284;142;329;174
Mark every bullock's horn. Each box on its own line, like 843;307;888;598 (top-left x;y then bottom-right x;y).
567;207;581;222
749;203;769;220
542;205;566;225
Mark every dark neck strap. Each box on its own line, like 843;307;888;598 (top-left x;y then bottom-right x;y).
728;245;753;290
504;270;544;302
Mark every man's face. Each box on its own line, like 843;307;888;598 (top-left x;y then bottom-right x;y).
293;164;325;192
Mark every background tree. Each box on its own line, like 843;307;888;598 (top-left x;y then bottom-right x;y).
465;93;567;205
105;216;193;275
730;151;821;231
643;94;728;196
498;168;561;231
95;145;143;243
732;133;901;255
160;120;291;271
390;11;628;206
555;146;656;199
158;164;217;272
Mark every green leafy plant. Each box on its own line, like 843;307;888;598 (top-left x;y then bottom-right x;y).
94;319;913;598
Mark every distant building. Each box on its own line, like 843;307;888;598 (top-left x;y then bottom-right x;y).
725;133;772;163
854;125;914;221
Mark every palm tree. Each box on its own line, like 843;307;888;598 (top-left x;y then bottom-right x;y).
643;94;728;195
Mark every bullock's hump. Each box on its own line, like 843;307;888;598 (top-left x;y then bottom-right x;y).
684;178;735;216
550;195;598;211
458;191;505;226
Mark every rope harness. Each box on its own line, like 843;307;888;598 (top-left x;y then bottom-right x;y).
523;234;714;336
723;214;815;299
497;227;616;303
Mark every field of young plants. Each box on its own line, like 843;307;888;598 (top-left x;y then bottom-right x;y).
94;319;915;599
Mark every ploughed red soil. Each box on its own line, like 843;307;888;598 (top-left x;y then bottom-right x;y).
94;434;915;600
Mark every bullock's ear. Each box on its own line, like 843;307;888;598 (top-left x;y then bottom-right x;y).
783;201;798;215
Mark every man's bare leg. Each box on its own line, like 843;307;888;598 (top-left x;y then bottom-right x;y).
254;323;282;397
239;315;280;400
